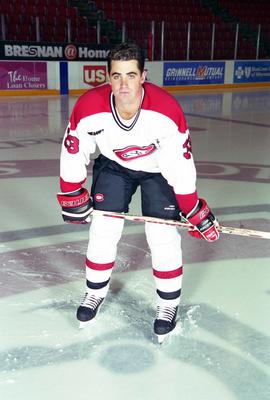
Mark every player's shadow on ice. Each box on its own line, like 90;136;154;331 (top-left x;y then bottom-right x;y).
1;302;269;400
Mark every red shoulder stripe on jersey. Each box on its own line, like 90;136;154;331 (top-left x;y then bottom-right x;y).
70;84;111;131
142;82;188;134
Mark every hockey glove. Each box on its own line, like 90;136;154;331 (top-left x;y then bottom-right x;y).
181;199;219;242
57;188;93;224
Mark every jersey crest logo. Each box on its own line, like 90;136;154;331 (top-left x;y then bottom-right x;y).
113;144;156;161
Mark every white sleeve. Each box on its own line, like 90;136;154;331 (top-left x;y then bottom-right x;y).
156;129;197;194
60;121;97;184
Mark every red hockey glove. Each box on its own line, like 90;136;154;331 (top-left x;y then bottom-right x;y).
181;199;219;242
57;188;93;224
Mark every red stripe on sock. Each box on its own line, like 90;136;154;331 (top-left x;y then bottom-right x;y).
86;258;114;271
153;266;183;279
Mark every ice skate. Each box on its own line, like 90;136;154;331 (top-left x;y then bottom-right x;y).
154;305;178;344
77;292;104;329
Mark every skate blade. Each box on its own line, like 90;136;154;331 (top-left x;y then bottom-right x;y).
79;320;91;329
157;332;170;344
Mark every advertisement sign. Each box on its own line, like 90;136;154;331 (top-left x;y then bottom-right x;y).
234;61;270;83
163;61;225;86
83;65;107;87
0;61;47;90
0;41;112;61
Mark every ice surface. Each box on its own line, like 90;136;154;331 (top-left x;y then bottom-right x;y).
1;262;269;400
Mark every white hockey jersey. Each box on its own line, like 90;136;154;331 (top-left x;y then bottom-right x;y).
60;82;197;196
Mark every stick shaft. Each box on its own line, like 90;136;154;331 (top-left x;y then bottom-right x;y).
92;210;270;240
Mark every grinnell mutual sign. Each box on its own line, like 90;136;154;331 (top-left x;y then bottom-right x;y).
0;42;112;61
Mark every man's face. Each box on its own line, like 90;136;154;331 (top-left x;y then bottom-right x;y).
108;59;146;106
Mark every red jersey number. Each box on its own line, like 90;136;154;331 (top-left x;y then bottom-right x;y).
64;135;79;154
183;136;192;159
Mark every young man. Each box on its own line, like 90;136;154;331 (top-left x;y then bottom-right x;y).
57;42;219;342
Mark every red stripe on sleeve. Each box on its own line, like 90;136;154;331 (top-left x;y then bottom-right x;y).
175;191;198;215
153;266;183;279
86;258;115;271
60;177;86;192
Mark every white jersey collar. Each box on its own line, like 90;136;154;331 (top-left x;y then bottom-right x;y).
110;87;145;131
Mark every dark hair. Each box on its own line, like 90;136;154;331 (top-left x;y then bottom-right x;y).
107;42;145;74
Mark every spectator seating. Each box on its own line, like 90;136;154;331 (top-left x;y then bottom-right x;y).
0;0;90;43
0;0;269;59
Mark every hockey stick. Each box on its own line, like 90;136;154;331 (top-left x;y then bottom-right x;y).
92;210;270;240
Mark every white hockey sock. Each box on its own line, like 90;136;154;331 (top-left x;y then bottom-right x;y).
156;296;180;309
86;286;109;299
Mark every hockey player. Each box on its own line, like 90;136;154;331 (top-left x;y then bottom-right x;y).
57;42;219;343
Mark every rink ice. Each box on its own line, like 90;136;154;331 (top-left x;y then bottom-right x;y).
0;88;269;399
